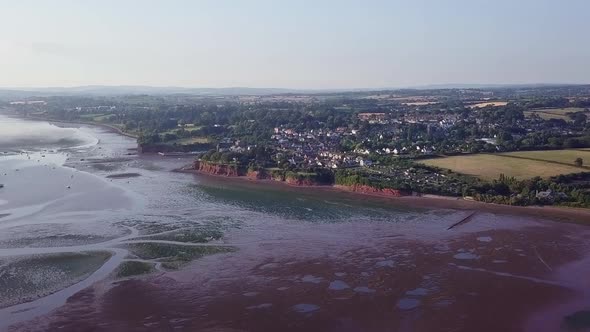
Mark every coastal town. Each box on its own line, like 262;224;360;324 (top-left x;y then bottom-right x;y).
4;84;590;206
5;2;590;331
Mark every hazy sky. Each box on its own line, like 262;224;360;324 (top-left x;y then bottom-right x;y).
1;0;589;89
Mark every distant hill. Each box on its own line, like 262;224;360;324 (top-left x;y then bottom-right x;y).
409;83;581;90
0;86;311;98
1;84;587;99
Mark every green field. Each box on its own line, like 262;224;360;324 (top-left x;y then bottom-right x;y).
183;126;203;132
160;127;206;142
524;108;587;121
172;137;210;145
78;113;104;119
78;113;116;122
502;149;590;165
420;150;590;180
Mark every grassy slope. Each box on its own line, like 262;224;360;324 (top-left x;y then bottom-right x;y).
524;107;587;121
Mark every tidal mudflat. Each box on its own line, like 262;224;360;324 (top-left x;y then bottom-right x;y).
2;115;590;332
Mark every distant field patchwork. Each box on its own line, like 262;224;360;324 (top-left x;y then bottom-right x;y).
420;149;590;180
468;101;508;108
523;108;588;121
403;101;439;106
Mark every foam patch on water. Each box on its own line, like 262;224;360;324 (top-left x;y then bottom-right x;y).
405;288;429;296
328;280;350;291
292;303;320;313
258;262;279;270
397;298;421;310
301;275;323;284
477;236;493;242
353;286;376;294
375;260;395;268
453;252;480;260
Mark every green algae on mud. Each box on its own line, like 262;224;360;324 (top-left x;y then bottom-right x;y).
0;251;112;309
120;242;235;270
134;228;224;243
0;223;128;249
0;233;118;249
115;260;154;278
118;216;242;237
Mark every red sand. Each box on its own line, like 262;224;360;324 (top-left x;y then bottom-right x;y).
10;209;590;332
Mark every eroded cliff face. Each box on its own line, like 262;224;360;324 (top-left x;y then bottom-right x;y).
246;171;272;180
285;177;321;186
191;162;403;195
335;184;407;197
193;160;242;176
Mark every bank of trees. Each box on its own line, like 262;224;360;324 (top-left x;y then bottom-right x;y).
463;172;590;207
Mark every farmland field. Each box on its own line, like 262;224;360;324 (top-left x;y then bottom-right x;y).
468;101;508;108
501;149;590;165
173;137;210;145
523;107;587;121
159;126;204;136
420;150;587;180
183;126;203;132
403;101;439;106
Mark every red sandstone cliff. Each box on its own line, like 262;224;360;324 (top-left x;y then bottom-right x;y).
193;160;242;177
285;177;322;186
191;162;404;195
334;184;406;197
246;170;272;180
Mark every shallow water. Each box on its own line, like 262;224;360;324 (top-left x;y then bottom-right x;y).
2;114;590;332
0;114;432;328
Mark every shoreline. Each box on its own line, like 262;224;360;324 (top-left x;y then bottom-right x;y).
21;115;139;139
5;114;590;332
11;111;590;225
179;167;590;224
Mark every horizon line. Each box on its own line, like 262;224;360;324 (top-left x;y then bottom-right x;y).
1;82;589;92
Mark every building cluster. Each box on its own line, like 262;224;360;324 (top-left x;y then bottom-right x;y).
269;127;366;169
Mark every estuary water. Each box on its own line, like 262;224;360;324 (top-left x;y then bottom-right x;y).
1;114;590;332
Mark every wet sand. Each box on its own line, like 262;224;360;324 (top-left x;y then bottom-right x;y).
9;210;590;332
4;117;590;332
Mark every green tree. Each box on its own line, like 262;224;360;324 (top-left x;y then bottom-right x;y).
572;112;587;126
